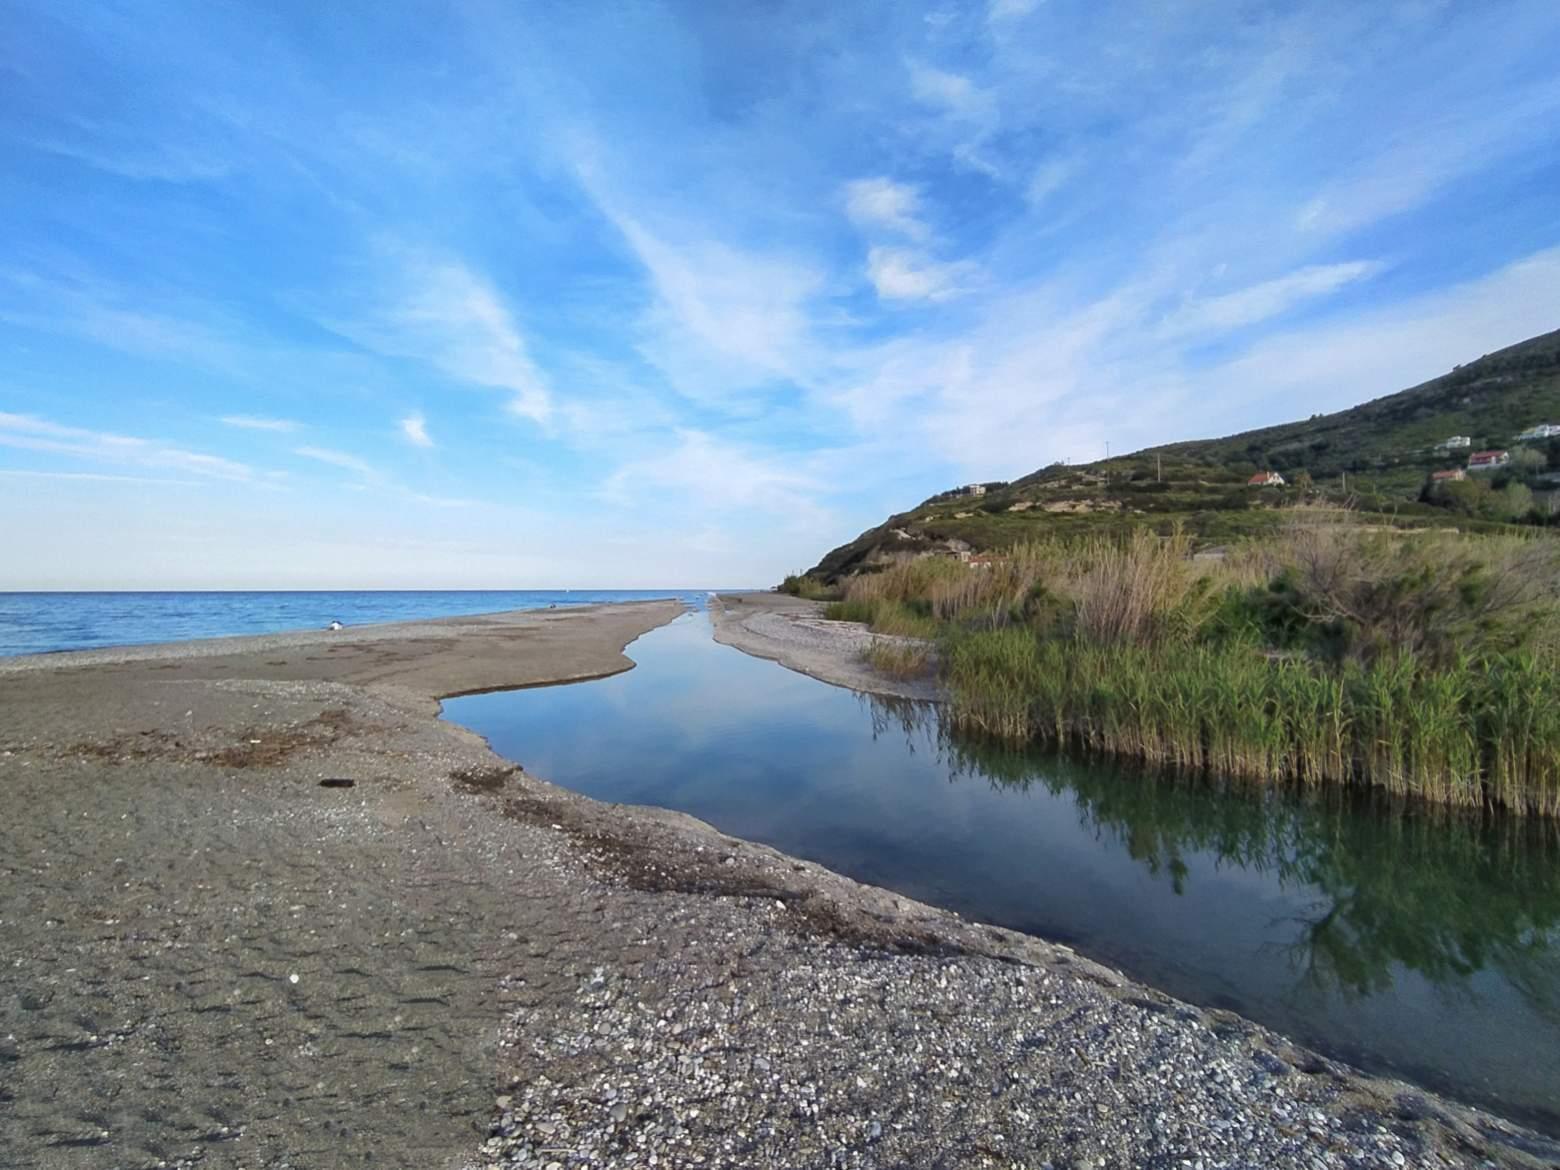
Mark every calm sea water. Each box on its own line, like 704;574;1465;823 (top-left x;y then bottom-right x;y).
0;590;714;658
445;611;1560;1135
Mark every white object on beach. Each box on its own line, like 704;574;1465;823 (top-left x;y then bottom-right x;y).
327;620;343;631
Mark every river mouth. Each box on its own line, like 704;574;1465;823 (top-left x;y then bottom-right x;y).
442;610;1560;1136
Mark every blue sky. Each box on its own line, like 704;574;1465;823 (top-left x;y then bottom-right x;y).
3;0;1559;588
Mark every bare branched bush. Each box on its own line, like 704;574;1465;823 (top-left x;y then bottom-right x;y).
1275;525;1560;665
1069;528;1211;645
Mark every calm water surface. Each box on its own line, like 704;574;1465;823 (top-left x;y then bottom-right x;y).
0;590;713;657
445;611;1560;1134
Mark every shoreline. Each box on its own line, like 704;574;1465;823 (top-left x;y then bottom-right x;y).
2;603;1555;1167
710;591;942;702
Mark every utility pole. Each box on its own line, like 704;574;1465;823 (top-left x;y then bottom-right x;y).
1157;453;1162;483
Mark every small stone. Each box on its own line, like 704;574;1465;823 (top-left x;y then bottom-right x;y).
495;1095;512;1109
611;1102;629;1123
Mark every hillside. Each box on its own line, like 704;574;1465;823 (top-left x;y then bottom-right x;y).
808;327;1560;582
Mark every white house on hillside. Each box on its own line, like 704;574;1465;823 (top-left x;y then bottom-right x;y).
1468;450;1510;471
1516;423;1560;441
1247;471;1285;487
1436;435;1471;450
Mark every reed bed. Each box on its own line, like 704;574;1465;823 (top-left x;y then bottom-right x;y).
943;635;1560;816
864;641;935;680
832;521;1560;816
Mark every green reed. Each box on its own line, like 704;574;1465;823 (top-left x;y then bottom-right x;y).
943;630;1560;817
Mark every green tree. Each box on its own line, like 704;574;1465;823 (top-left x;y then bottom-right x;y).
1511;446;1548;474
1502;481;1534;520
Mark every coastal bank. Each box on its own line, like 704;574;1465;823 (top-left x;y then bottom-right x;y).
1;601;1555;1168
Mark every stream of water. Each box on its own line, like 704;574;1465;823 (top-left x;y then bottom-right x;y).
444;611;1560;1134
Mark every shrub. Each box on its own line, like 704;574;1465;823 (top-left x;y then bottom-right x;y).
779;573;837;600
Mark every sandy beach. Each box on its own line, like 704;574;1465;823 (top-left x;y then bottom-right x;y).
2;600;1556;1169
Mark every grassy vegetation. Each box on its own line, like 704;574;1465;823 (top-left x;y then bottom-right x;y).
864;640;935;680
778;572;839;601
808;328;1560;582
830;523;1560;816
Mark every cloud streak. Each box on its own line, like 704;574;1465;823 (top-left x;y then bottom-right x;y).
325;253;553;425
0;412;254;480
1160;261;1384;338
294;445;379;480
221;414;302;432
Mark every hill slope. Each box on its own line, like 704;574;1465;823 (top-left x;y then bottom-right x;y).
809;328;1560;582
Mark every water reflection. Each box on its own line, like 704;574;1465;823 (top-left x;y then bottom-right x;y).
445;614;1560;1132
872;693;1560;1016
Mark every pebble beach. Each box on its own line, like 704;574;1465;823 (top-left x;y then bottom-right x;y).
1;600;1555;1169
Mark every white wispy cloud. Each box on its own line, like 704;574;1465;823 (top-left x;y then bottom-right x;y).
294;445;379;480
829;245;1560;480
220;414;302;432
829;279;1152;473
325;253;552;425
603;429;827;522
844;178;928;239
1196;246;1560;423
1025;157;1075;207
583;187;825;404
24;132;236;184
0;468;198;487
0;269;241;370
910;64;994;122
908;62;1002;176
0;412;254;480
866;247;979;302
1160;260;1384;338
1295;68;1560;238
399;411;433;448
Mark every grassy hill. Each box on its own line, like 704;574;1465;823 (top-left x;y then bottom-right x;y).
807;327;1560;582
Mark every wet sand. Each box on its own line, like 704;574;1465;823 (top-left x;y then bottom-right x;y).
2;601;1556;1169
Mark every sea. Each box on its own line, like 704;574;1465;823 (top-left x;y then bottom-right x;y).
0;590;717;658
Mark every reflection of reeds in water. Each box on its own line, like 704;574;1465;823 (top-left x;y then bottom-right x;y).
864;690;1560;1013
